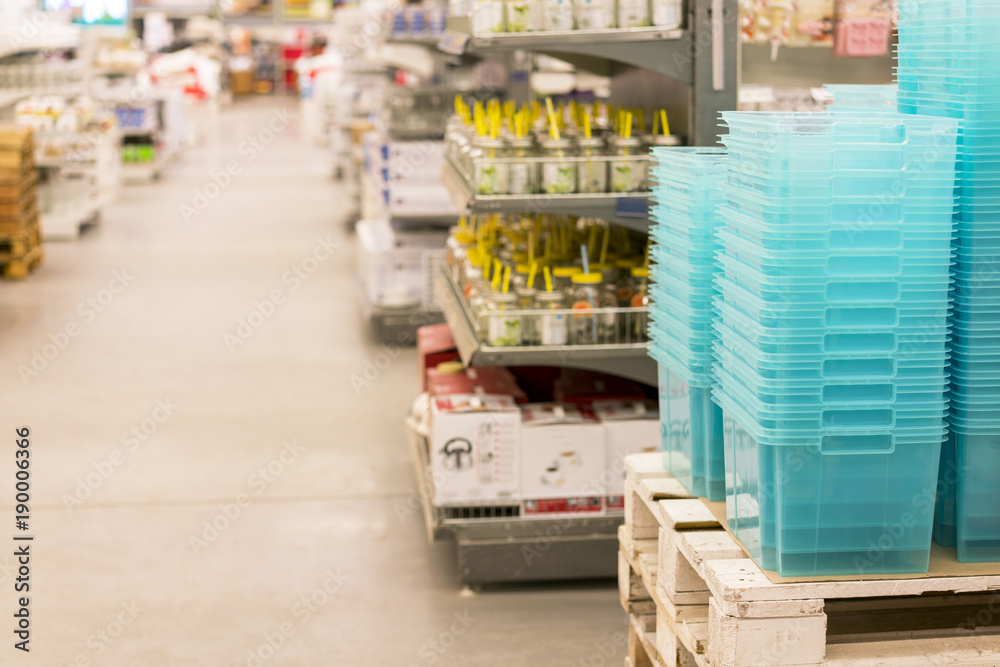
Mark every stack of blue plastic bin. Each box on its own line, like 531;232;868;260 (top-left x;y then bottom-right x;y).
826;84;898;112
897;0;1000;563
647;147;727;500
715;111;960;575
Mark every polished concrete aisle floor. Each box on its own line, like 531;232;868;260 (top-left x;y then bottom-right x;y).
0;100;625;665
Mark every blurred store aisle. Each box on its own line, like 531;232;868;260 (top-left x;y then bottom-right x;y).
0;99;624;666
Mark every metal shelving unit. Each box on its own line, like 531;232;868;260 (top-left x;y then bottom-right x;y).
407;412;622;584
435;260;656;385
439;0;738;146
405;0;736;584
441;161;651;233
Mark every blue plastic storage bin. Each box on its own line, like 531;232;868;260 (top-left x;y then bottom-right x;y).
934;427;1000;562
720;409;943;576
658;363;726;501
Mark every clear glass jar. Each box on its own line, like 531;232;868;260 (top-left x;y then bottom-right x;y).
630;266;650;342
468;278;493;316
541;0;575;30
575;136;608;193
650;0;682;28
505;136;537;194
471;136;508;194
569;272;617;345
613;258;641;307
536;290;568;345
539;137;576;194
471;0;506;34
506;0;538;31
516;286;539;344
618;0;649;27
462;262;485;297
609;136;647;193
575;0;616;29
485;292;522;346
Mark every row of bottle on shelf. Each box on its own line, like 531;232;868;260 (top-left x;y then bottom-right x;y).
445;214;651;348
0;60;86;94
462;0;683;34
446;97;681;195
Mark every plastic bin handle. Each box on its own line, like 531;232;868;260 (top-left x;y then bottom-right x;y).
820;434;895;455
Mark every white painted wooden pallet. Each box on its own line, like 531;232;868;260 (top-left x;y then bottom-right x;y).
619;453;1000;667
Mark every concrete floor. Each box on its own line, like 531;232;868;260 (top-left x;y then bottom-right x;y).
0;100;625;665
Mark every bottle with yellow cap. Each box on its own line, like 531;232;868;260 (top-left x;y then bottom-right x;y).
569;271;616;345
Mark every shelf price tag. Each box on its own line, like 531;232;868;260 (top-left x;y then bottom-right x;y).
614;197;649;219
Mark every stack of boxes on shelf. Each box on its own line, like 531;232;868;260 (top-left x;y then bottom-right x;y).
0;125;43;280
647;147;727;502
419;324;660;515
896;0;1000;563
713;111;959;576
361;134;457;219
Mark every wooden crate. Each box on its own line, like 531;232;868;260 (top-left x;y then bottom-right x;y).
0;220;43;280
619;453;1000;667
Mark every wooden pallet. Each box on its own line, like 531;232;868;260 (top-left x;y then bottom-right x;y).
0;192;36;217
0;221;43;280
619;453;1000;667
0;169;37;200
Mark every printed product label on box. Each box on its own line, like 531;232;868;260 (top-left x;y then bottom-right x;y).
520;403;607;501
430;395;521;504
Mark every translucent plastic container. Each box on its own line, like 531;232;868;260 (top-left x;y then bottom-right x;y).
658;364;725;500
933;427;1000;562
721;409;944;575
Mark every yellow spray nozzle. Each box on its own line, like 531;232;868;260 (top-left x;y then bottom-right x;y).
543;266;553;293
661;110;670;136
502;266;512;294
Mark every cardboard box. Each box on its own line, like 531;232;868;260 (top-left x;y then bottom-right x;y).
426;365;529;402
417;323;459;390
520;403;606;512
426;368;474;396
593;400;661;510
429;394;521;505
